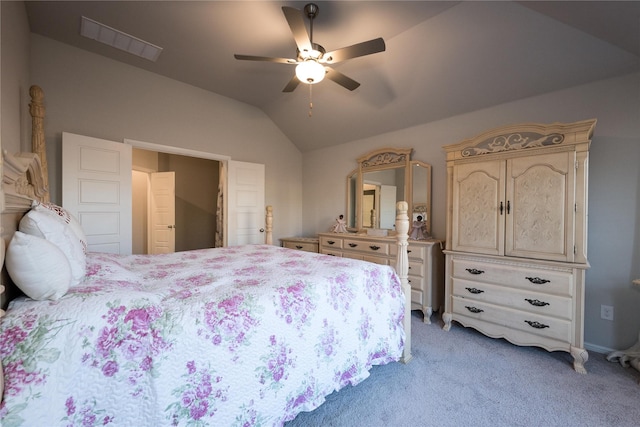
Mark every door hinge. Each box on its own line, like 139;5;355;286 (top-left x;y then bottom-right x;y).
574;245;577;254
575;161;579;170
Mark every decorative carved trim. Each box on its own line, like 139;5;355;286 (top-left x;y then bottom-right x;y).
443;119;597;161
29;85;49;202
2;150;48;212
358;147;412;169
461;132;564;157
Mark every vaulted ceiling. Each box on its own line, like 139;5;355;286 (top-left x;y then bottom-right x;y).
25;1;640;152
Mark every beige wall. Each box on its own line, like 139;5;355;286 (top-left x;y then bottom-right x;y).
29;34;303;243
302;72;640;353
1;1;31;156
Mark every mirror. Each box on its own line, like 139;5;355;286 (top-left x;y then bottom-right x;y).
410;161;432;236
346;148;431;234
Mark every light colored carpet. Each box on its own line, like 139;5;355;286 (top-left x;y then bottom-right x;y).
286;312;640;427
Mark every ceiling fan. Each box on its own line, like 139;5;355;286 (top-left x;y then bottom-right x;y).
234;3;386;93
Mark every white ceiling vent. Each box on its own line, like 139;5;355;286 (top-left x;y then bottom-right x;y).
80;16;163;62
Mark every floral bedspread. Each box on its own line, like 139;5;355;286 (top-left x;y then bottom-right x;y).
0;245;404;426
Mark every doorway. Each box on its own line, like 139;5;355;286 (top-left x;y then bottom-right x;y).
132;148;220;254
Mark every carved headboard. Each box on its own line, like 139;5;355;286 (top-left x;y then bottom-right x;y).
1;85;50;311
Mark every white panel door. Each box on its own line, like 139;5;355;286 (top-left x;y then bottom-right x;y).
227;160;265;246
62;132;132;254
150;171;176;254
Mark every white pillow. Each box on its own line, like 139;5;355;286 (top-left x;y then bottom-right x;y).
31;201;87;252
6;231;72;300
19;210;86;285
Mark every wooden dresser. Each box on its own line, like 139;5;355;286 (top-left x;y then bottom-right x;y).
442;119;595;373
280;237;319;253
317;232;444;324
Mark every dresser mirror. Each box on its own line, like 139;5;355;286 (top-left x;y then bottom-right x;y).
346;148;431;234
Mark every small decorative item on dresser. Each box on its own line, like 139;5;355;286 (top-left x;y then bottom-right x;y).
330;214;348;233
409;215;429;240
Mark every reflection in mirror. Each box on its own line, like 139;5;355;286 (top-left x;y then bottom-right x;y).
346;170;357;229
362;168;405;229
411;161;432;236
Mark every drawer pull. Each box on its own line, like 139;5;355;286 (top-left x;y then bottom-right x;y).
466;268;485;275
369;245;380;251
525;320;549;329
465;287;485;294
525;298;549;307
349;243;358;248
295;245;303;249
327;240;336;245
465;306;484;314
526;277;550;285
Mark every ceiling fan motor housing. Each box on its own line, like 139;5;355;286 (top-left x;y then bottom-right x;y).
304;3;319;20
297;43;326;61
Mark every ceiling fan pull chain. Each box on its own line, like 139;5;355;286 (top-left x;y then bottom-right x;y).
308;84;313;117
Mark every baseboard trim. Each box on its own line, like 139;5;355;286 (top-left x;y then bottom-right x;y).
585;342;615;355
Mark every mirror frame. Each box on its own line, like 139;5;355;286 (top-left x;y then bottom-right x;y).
351;148;412;231
346;148;432;234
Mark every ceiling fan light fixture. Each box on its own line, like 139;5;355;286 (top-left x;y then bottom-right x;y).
295;60;325;84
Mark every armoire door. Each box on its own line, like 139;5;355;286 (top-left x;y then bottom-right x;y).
451;159;505;256
505;151;576;262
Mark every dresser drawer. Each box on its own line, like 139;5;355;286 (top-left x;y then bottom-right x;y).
391;260;425;277
363;255;389;266
343;238;389;256
283;241;318;252
452;258;573;296
453;278;573;320
452;296;571;342
390;243;426;260
321;249;342;257
320;236;343;249
344;252;364;261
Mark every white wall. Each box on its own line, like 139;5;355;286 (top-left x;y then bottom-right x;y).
29;34;303;243
302;72;640;352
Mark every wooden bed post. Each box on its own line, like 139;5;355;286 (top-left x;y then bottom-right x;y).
265;205;273;245
29;85;49;202
396;201;412;363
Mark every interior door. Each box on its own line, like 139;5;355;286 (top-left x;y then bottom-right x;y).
226;160;265;246
150;171;176;254
62;132;132;254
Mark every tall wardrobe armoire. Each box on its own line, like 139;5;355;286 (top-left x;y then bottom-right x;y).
442;119;596;373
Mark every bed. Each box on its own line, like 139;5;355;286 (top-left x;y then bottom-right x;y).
0;86;413;426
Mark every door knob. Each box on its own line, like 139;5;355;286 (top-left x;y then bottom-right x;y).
260;228;265;232
167;225;175;229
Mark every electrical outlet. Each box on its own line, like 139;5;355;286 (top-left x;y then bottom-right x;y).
601;305;614;321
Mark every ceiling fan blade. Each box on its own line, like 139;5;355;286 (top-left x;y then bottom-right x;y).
323;38;386;64
234;54;297;64
282;6;312;54
325;67;360;91
282;75;300;93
